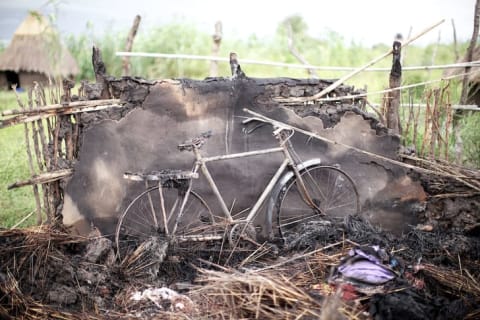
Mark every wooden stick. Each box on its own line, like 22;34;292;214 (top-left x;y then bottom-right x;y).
210;21;222;77
23;88;43;225
34;83;53;220
1;99;120;116
7;169;73;190
460;0;480;104
451;19;459;62
242;108;480;192
10;210;36;229
275;19;445;103
122;15;141;77
286;21;318;78
0;102;123;128
385;38;402;134
276;68;480;104
115;52;478;72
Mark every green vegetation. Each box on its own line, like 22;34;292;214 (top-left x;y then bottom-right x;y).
64;15;466;98
0;16;477;228
0;91;37;228
461;112;480;168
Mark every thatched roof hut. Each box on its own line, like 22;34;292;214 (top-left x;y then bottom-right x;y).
444;46;480;105
0;11;79;90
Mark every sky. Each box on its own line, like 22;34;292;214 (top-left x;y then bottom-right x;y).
0;0;477;47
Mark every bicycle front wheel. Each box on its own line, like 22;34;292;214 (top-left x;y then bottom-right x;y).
115;186;214;261
276;165;360;241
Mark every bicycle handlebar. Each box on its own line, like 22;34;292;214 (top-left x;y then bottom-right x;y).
242;116;292;137
178;130;212;151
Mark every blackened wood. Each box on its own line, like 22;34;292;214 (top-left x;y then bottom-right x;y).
386;40;402;134
229;52;246;78
92;46;111;99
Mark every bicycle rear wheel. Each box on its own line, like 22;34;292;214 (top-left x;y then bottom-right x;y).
115;185;214;261
276;165;360;242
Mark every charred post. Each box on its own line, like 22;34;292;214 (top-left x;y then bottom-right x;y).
91;46;111;99
386;36;402;135
229;52;246;78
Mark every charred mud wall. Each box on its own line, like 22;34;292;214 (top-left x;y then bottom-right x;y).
61;73;426;237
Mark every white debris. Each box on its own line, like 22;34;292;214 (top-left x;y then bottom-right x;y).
130;287;194;312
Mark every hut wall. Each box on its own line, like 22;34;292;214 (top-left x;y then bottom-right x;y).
0;72;8;90
19;72;49;88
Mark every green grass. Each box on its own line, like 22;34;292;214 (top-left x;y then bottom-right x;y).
0;91;37;228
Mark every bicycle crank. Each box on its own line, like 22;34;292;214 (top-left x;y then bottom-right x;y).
228;222;257;249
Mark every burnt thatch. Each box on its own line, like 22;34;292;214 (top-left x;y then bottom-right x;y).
0;11;78;89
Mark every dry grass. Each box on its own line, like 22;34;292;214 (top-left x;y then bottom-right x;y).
189;242;367;320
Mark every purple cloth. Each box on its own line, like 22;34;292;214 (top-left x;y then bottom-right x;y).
332;246;397;285
337;260;396;284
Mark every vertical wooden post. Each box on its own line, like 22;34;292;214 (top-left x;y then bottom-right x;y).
210;21;222;77
460;0;480;104
455;0;479;163
93;46;110;99
286;21;318;78
386;36;402;135
451;19;459;62
122;15;141;77
33;83;54;222
24;88;43;225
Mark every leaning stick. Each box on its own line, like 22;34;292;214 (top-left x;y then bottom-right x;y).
275;19;445;103
1;99;121;116
0;102;124;128
243;108;480;193
7;169;73;190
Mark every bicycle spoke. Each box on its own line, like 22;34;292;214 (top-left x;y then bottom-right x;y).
116;186;214;260
277;166;360;244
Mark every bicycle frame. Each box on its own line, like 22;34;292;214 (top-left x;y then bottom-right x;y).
171;125;318;236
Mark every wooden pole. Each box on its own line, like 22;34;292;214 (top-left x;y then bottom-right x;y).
386;37;402;135
275;19;445;103
451;19;459;62
32;84;54;221
122;15;141;77
286;21;318;78
455;0;479;163
210;21;222;77
460;0;480;104
25;88;43;225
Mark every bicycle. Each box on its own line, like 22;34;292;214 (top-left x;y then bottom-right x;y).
115;108;360;260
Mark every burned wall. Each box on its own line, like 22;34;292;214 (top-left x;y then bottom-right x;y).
61;76;425;236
